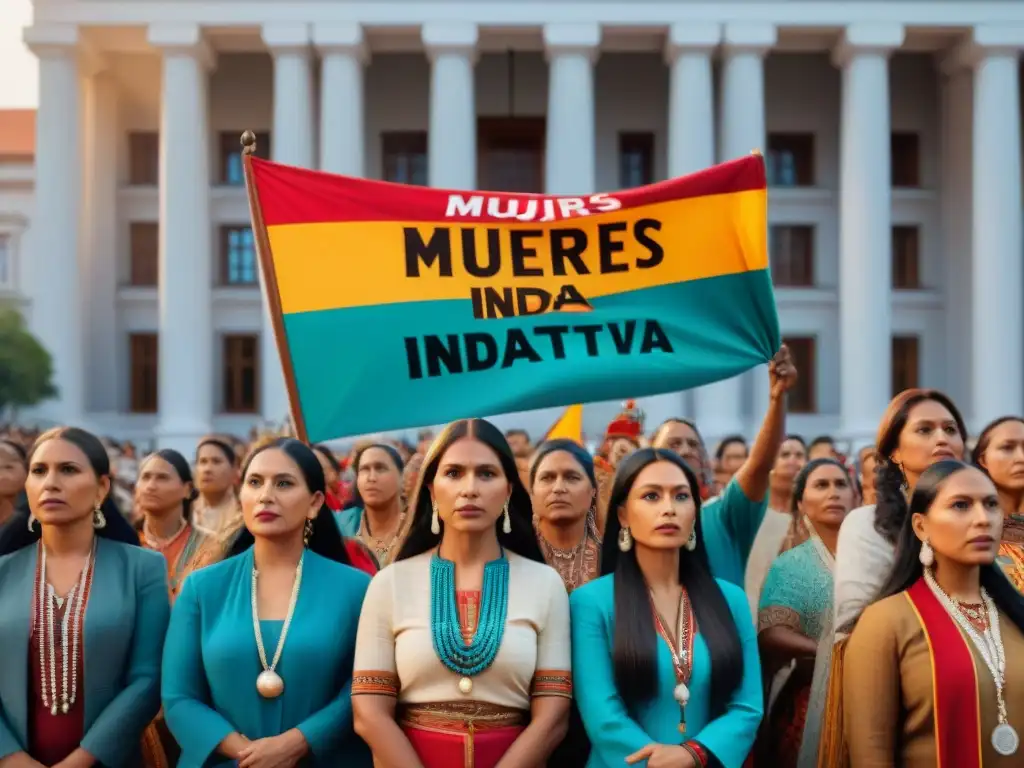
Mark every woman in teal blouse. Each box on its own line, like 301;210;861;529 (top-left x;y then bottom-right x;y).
162;438;372;767
0;426;169;768
571;449;762;768
650;345;798;588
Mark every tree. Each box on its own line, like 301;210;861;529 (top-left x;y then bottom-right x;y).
0;306;57;420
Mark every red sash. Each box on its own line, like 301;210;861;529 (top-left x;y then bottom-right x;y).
904;579;983;768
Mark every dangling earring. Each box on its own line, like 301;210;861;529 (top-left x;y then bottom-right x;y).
685;528;697;551
431;501;441;534
618;527;633;552
93;507;107;530
27;514;37;532
304;519;314;547
502;500;512;534
919;538;934;568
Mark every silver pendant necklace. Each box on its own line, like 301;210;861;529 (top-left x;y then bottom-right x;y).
925;570;1019;756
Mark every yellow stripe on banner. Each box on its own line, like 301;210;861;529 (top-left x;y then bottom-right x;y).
268;190;767;315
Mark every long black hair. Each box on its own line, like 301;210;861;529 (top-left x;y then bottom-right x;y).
396;418;544;562
873;389;968;545
529;439;597;489
0;427;140;556
226;438;351;565
601;448;743;717
349;443;405;509
139;449;197;523
878;460;1024;632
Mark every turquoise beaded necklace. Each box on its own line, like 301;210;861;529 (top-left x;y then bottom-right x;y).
430;549;509;695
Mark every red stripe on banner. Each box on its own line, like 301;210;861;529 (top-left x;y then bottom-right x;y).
249;154;766;227
905;579;983;768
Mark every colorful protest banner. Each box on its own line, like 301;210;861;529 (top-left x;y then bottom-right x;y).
243;134;779;443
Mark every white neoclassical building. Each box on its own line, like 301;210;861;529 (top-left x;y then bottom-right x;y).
2;0;1024;454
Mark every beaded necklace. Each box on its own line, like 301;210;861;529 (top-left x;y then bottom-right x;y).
430;549;509;696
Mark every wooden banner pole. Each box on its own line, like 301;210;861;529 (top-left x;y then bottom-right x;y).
240;130;311;444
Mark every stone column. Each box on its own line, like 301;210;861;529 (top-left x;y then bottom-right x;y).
23;23;87;426
543;23;601;195
314;22;368;177
720;23;776;428
148;22;215;453
82;71;120;413
262;23;315;425
962;26;1024;425
645;22;720;427
833;23;905;439
422;22;478;190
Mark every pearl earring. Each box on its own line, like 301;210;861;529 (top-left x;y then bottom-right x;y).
502;500;512;534
431;501;441;535
618;527;633;552
919;539;934;568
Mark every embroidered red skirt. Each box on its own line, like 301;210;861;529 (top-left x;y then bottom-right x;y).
399;701;527;768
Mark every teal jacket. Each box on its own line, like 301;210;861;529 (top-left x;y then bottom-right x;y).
162;548;372;767
701;477;768;588
570;574;763;768
334;506;362;537
0;538;170;766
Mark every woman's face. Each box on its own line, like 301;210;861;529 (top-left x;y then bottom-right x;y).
0;444;27;499
430;437;511;535
913;467;1002;569
619;460;695;552
773;438;807;483
27;438;109;527
135;456;190;518
403;453;424;500
651;422;704;476
357;447;401;508
608;438;636;467
860;452;878;504
240;448;322;541
978;420;1024;494
196;443;237;496
798;463;855;529
531;450;594;526
891;400;964;479
315;451;339;491
719;441;748;476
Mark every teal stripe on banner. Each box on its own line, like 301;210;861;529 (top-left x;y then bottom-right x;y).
284;269;779;442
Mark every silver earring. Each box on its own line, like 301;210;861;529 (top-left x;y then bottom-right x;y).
304;519;314;547
93;507;107;530
431;501;441;535
618;527;633;552
919;539;934;568
685;528;697;551
27;514;37;532
502;500;512;534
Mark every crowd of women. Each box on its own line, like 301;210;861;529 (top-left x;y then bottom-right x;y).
0;343;1022;768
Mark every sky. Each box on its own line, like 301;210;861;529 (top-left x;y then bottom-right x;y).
0;0;38;108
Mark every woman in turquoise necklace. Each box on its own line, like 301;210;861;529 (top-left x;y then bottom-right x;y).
352;418;572;768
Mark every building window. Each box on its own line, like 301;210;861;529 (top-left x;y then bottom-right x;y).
129;223;159;286
127;132;159;186
382;132;428;186
769;225;814;287
618;132;655;189
477;118;545;193
892;335;921;395
892;225;921;289
223;334;259;413
891;132;920;188
129;333;159;413
218;131;271;185
0;234;12;287
783;336;817;413
766;133;814;187
219;226;258;286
